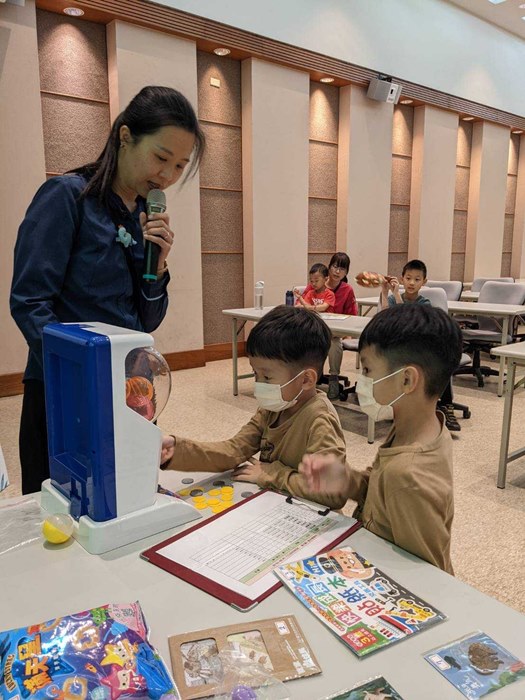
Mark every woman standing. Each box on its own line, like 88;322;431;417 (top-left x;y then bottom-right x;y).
10;85;205;494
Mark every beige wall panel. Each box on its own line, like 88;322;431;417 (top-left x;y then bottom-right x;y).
200;123;242;190
389;205;410;252
202;254;244;344
454;167;470;211
408;106;458;279
337;85;392;290
456;122;473;167
511;135;525;278
200;190;243;252
197;51;241;126
1;0;46;376
310;83;339;142
308;199;336;252
308;253;332;272
107;21;203;353
309;142;338;199
508;133;520;176
501;253;511;277
41;95;110;173
452;210;467;254
390;156;412;205
450;253;465;281
242;59;309;306
465;121;510;280
392;105;413;156
506;175;517;215
37;10;109;101
503;215;514;253
388;253;408;277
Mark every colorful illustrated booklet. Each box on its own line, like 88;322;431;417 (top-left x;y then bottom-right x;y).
274;546;446;657
425;631;525;699
322;675;404;699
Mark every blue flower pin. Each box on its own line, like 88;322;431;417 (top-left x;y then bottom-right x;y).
116;225;137;248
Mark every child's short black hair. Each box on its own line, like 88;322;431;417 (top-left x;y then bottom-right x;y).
247;305;331;376
402;259;427;278
310;263;329;277
358;304;462;397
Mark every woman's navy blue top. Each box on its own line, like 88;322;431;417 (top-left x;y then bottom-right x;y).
10;175;170;382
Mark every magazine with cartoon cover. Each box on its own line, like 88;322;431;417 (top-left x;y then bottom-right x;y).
424;631;525;699
322;675;405;699
274;546;446;657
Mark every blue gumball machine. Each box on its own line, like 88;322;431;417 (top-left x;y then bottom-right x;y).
40;322;200;554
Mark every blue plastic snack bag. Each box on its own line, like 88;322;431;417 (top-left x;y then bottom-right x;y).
0;602;178;700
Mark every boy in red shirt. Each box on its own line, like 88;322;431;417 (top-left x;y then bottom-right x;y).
295;263;335;312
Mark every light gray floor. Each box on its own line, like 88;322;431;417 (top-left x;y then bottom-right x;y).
1;353;524;612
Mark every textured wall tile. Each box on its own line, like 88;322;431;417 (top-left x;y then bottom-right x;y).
452;210;468;254
200;122;242;190
202;254;244;344
308;199;337;252
455;166;470;211
37;10;108;101
450;253;465;281
309;142;338;198
197;51;241;126
506;175;517;215
456;122;472;167
391;155;412;206
501;252;511;277
508;133;520;175
308;253;332;274
310;83;339;143
389;204;410;253
201;190;243;252
41;94;110;173
503;214;514;253
392;104;413;157
388;253;407;277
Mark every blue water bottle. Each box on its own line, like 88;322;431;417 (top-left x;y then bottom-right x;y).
285;290;294;306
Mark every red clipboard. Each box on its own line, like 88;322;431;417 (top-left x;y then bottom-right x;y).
141;490;362;611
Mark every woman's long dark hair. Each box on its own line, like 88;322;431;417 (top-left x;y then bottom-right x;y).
329;251;351;283
71;86;205;206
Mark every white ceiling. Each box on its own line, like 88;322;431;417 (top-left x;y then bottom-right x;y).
448;0;525;40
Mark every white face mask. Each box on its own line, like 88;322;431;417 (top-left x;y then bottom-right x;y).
254;370;305;412
356;367;406;422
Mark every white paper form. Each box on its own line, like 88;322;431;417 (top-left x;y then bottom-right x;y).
156;491;357;600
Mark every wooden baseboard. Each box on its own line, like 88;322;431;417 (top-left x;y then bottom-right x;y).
0;373;24;398
0;344;245;397
204;341;246;363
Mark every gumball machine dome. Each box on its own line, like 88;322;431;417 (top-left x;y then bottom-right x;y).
125;346;171;421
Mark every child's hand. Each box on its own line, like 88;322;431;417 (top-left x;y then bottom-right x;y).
293;288;301;298
388;276;399;292
160;434;175;466
232;458;265;486
299;453;350;496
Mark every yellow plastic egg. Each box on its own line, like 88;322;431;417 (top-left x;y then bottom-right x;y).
42;514;75;544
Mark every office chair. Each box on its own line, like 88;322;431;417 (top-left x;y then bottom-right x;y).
454;282;525;387
471;277;514;293
425;280;463;301
420;287;471;422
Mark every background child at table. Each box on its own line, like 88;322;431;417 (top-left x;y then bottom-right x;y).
380;258;430;310
300;304;463;574
162;305;347;509
294;263;335;312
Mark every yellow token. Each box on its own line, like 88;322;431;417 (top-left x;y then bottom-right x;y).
192;496;207;503
207;489;221;496
221;486;234;493
211;505;225;513
194;502;209;510
221;493;234;501
221;501;233;509
207;498;220;506
178;489;191;497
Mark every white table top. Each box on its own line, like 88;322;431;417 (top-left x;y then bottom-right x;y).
222;307;371;338
492;341;525;361
2;480;525;700
460;291;479;301
354;298;525;317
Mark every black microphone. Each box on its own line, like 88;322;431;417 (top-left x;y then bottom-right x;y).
143;189;167;283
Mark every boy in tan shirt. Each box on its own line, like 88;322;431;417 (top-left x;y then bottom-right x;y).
300;304;463;574
162;305;347;509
